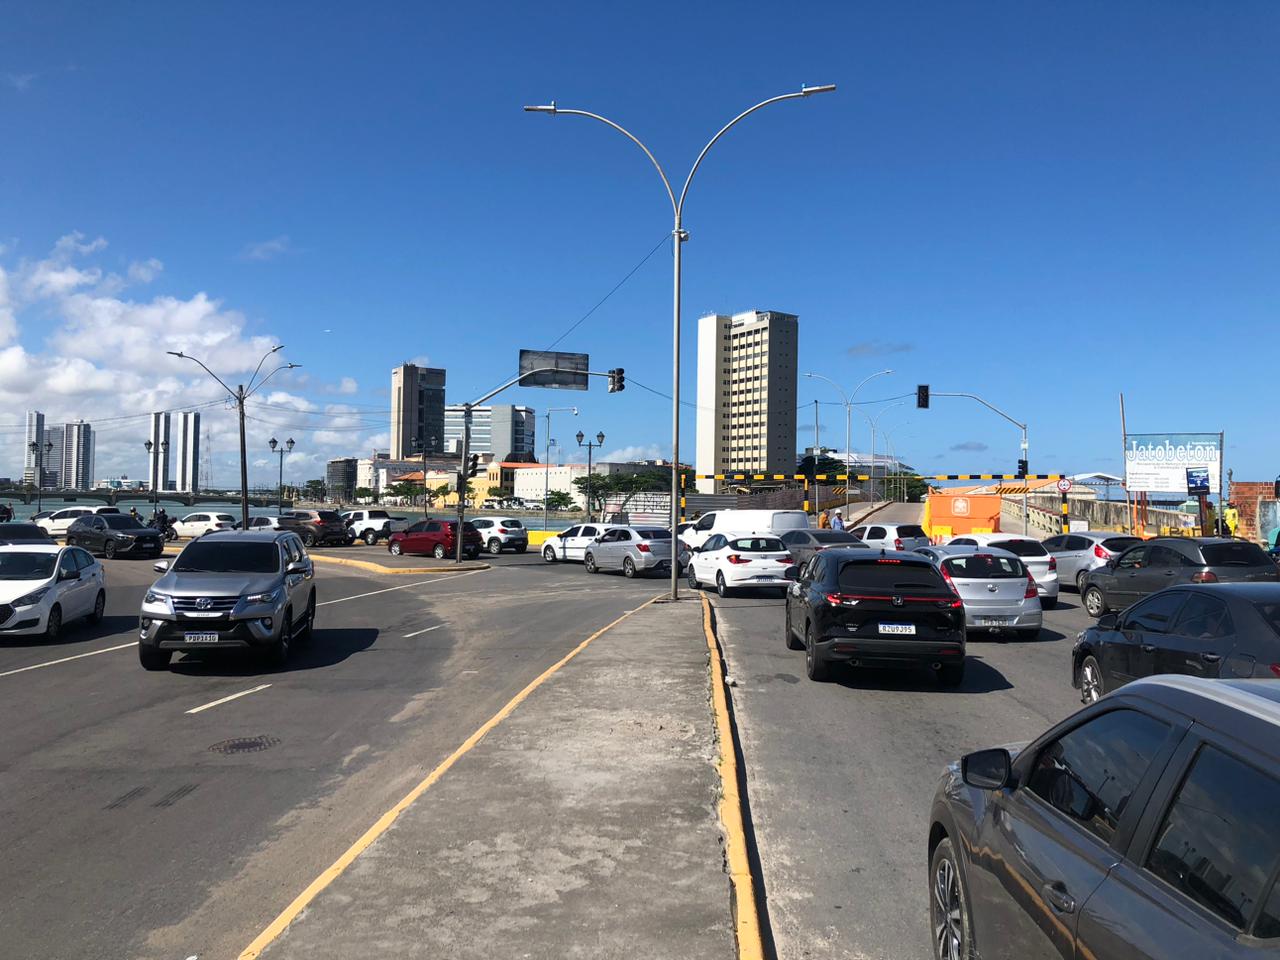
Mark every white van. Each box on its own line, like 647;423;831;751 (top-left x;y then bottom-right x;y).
680;509;810;550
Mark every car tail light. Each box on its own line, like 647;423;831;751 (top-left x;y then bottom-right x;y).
777;554;792;563
1094;544;1111;560
1270;664;1280;679
1191;570;1219;583
940;566;959;596
1025;574;1038;599
727;554;751;564
636;542;651;553
894;538;903;551
498;528;510;534
1048;556;1057;571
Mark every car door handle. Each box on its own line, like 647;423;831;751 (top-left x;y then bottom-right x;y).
1042;882;1075;914
1201;652;1222;663
1140;643;1156;653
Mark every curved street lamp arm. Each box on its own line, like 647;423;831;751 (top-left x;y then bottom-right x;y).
168;351;237;398
539;108;677;217
931;391;1026;431
247;344;285;394
804;371;849;406
246;363;302;399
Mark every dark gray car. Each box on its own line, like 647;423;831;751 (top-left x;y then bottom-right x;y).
1082;537;1278;617
138;530;315;670
929;675;1280;960
778;528;865;565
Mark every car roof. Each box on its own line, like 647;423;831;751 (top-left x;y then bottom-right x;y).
1072;530;1139;540
1162;582;1280;601
927;545;1020;560
0;543;63;554
1122;676;1280;753
198;530;294;543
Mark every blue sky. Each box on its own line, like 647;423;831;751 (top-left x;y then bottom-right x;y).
1;1;1277;486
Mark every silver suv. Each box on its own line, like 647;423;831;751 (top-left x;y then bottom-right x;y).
138;530;316;671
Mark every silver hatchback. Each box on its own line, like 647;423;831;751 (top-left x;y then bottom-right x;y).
1041;530;1142;591
583;526;676;578
915;545;1043;638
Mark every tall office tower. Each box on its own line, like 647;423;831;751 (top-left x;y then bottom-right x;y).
148;411;171;493
62;420;94;490
695;309;799;494
43;425;65;488
175;411;201;493
23;410;44;485
390;363;447;460
326;458;358;503
443;404;536;461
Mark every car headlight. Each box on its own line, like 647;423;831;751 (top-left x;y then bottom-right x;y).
143;590;173;611
13;587;49;607
245;587;283;605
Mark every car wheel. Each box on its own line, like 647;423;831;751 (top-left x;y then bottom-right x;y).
937;661;966;687
389;541;403;556
138;646;171;671
265;611;292;670
488;538;503;555
1041;596;1058;610
623;557;637;579
1083;586;1107;618
543;545;557;563
804;622;832;681
515;544;527;554
687;565;700;590
363;530;378;546
784;601;803;650
1080;654;1105;705
584;552;598;574
104;540;116;560
716;571;731;598
1076;571;1089;593
302;532;316;548
433;544;447;560
929;837;972;960
44;604;62;641
88;590;106;624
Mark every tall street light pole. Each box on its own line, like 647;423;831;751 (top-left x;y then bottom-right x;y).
577;431;605;523
269;437;294;513
544;406;578;531
29;440;52;512
806;369;892;511
525;83;836;601
858;401;905;504
143;438;168;513
168;346;300;530
929;391;1030;535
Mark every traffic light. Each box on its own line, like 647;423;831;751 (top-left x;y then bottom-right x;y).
916;384;929;409
607;368;625;393
1017;458;1029;477
466;454;480;478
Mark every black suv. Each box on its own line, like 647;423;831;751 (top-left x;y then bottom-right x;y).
1082;537;1278;617
783;548;966;684
279;510;349;547
930;676;1280;960
66;513;165;558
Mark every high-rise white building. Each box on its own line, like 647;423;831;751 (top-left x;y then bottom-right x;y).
175;411;201;493
695;309;799;493
44;425;65;488
443;404;536;461
23;410;45;485
61;420;94;490
148;412;171;492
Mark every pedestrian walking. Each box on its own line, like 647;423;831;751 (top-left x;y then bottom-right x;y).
817;510;830;529
0;502;12;522
831;509;845;531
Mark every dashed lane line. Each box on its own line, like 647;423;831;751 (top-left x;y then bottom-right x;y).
0;642;137;679
316;568;485;606
185;683;272;715
403;624;444;639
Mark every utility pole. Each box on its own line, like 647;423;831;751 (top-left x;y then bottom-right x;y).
543;407;578;531
455;405;472;564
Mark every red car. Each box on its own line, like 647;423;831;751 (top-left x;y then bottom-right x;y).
387;519;483;560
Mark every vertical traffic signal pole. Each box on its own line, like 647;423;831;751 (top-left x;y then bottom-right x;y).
455;403;471;564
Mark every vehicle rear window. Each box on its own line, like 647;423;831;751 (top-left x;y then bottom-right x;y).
942;555;1025;579
501;520;524;529
368;511;389;519
728;536;784;552
837;559;948;592
1101;537;1140;553
174;541;280;574
637;529;670;540
1202;542;1271;567
991;539;1048;558
317;511;341;522
812;530;858;544
897;525;927;538
1255;604;1280;638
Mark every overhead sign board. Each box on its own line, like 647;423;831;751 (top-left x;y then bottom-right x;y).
518;350;589;391
1124;432;1221;495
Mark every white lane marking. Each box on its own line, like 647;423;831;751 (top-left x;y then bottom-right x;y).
0;641;136;679
404;624;444;639
318;568;485;606
186;683;272;715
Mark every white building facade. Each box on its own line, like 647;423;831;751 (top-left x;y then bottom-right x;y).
175;411;201;493
148;412;171;492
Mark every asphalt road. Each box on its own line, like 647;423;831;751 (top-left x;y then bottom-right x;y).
0;549;661;960
711;503;1091;960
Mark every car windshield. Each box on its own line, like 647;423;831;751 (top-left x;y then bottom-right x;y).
103;515;145;530
991;539;1048;558
174;541;280;574
637;529;671;539
0;552;57;580
897;525;927;538
942;554;1025;579
837;559;948;592
0;524;48;540
727;536;783;552
812;530;859;544
1202;542;1270;567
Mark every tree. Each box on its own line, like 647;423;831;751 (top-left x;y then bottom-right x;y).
353;486;374;504
546;489;575;512
302;479;326;502
386;481;419;502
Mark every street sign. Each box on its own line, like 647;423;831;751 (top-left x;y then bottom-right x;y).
1056;478;1073;494
518;350;589;390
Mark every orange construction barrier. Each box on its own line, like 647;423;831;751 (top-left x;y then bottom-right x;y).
926;492;1003;538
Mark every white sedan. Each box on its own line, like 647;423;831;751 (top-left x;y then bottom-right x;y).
0;544;106;640
686;532;794;597
171;512;237;539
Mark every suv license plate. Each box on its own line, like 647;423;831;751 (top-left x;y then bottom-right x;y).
184;632;220;643
879;623;916;636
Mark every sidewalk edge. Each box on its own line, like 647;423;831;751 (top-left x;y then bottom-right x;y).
701;593;767;960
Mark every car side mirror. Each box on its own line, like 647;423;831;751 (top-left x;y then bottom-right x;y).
152;559;170;573
783;565;800;581
60;569;81;582
1097;612;1119;630
286;560;309;575
961;748;1012;790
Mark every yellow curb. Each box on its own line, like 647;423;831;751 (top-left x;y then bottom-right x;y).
159;544;489;576
238;593;662;959
702;593;766;960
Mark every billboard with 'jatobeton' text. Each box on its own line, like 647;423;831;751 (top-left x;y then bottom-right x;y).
1124;432;1221;495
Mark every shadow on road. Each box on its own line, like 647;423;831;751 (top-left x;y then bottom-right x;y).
830;655;1013;694
169;627;379;677
0;614;137;648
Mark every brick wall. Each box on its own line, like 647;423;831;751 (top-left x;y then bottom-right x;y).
1229;480;1278;542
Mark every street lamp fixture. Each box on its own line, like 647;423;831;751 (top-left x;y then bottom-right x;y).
143;438;168;512
269;437;295;514
526;83;836;601
577;431;606;523
805;369;893;512
543;407;578;531
28;439;54;512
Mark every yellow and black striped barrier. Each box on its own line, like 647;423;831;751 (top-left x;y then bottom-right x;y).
696;473;1063;482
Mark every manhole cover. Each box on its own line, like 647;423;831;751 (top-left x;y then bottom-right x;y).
208;735;280;755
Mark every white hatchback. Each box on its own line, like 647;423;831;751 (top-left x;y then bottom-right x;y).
945;533;1060;608
171;512;237;539
686;532;794;597
540;522;625;563
0;544;106;639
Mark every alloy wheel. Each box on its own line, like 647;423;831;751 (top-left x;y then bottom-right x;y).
932;855;963;960
390;542;403;556
1081;657;1103;704
543;546;556;563
1084;587;1105;617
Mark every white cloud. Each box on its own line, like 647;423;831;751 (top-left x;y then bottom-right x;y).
5;73;37;92
601;444;667;463
127;258;163;284
338;376;358;394
240;235;291;262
